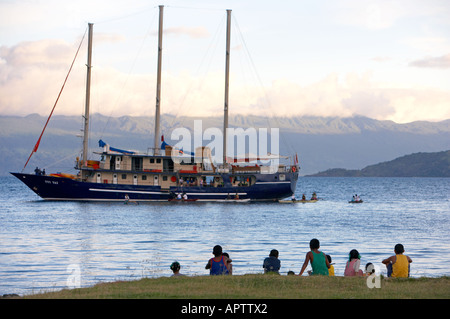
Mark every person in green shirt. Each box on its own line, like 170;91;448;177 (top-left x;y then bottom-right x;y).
298;238;330;276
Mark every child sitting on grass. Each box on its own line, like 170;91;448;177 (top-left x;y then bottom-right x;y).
382;243;412;278
298;238;330;276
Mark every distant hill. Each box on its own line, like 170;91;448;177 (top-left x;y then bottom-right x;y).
1;114;449;176
307;150;450;177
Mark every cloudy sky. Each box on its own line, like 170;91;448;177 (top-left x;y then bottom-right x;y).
1;0;449;123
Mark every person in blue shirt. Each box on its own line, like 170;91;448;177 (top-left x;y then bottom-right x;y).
205;245;231;275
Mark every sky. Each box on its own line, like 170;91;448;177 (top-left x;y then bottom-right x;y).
0;0;449;123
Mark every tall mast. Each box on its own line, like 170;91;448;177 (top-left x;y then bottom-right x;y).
223;9;231;165
154;5;164;155
82;23;93;164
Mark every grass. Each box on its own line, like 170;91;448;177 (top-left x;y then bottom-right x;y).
19;275;450;299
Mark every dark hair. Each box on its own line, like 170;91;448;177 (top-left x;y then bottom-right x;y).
310;238;320;250
170;261;180;272
394;244;405;254
349;249;361;260
326;254;332;263
365;263;375;274
213;245;223;256
269;249;279;258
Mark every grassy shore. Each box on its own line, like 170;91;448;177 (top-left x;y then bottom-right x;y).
21;275;450;299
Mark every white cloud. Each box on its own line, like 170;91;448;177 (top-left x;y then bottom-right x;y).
333;0;450;30
409;53;450;69
1;32;449;124
151;27;210;39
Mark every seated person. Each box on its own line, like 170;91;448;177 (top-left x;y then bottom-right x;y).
382;244;412;278
263;249;281;274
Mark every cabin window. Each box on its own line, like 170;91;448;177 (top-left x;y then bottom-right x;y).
121;174;127;179
231;175;255;187
132;157;143;171
156;158;161;163
199;176;223;187
142;175;147;181
150;158;155;163
162;176;168;181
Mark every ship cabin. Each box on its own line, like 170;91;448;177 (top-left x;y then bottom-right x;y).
77;143;271;190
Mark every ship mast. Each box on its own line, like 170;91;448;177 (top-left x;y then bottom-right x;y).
82;23;93;164
223;9;231;165
154;5;164;155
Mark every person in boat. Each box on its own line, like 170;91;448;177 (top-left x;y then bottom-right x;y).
235;193;239;199
263;249;281;274
311;192;317;200
382;244;412;278
170;261;185;277
298;238;330;276
176;193;182;200
124;194;130;204
302;194;306;201
291;194;296;202
34;167;42;175
182;193;188;200
205;245;230;275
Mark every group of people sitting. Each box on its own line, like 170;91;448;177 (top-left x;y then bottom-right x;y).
170;241;412;278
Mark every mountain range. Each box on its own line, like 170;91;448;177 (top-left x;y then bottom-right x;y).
1;113;449;176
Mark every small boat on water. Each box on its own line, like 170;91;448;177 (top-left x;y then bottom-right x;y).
278;199;318;203
216;198;251;203
349;194;363;203
168;198;198;202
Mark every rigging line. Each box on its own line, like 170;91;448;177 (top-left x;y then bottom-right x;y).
232;16;295;155
165;5;224;12
41;150;82;171
22;26;88;172
167;12;227;131
93;5;158;25
98;8;159;141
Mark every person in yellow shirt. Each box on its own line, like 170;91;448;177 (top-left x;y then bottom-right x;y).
382;244;412;278
327;255;335;276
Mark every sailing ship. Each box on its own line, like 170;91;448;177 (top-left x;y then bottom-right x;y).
11;6;299;202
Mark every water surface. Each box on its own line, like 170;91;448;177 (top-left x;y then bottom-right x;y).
1;176;449;295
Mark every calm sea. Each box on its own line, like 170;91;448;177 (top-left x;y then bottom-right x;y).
1;175;449;295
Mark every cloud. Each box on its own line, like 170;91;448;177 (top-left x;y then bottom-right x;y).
150;27;210;39
333;0;450;31
333;0;408;30
409;54;450;69
250;73;450;123
1;39;450;124
165;27;210;39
